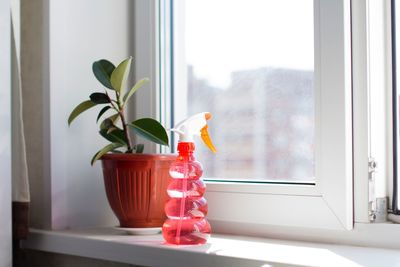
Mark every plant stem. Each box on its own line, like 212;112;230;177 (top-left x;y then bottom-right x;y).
108;90;133;152
105;91;119;111
119;108;133;152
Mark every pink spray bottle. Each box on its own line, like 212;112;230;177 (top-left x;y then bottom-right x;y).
162;112;217;245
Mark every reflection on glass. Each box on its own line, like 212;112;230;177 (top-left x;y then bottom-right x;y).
177;0;314;181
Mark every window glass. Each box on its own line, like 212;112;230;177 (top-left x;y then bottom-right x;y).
174;0;314;182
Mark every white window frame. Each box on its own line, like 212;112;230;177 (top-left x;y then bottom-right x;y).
353;0;393;224
135;0;353;231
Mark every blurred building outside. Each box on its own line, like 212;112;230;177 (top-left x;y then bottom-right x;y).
186;66;314;182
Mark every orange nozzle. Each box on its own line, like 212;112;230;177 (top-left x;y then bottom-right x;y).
201;125;217;153
205;112;212;120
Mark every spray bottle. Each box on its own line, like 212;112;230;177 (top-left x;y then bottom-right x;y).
162;112;216;245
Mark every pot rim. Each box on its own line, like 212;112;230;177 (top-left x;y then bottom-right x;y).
101;153;176;161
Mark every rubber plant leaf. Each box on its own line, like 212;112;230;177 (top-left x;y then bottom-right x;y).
68;100;96;125
90;92;110;104
110;57;132;93
129;118;169;146
92;59;115;89
99;128;127;145
91;143;123;165
100;114;120;130
96;106;111;122
122;78;149;106
107;127;117;134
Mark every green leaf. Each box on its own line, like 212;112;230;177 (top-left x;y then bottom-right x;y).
96;106;111;122
68;100;96;125
91;143;123;165
92;59;115;89
129;118;169;146
122;78;149;105
135;144;144;153
111;57;132;93
107;127;117;134
100;113;120;130
100;119;113;130
90;92;110;104
99;128;128;145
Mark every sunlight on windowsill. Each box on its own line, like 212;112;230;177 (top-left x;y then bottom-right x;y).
21;227;400;267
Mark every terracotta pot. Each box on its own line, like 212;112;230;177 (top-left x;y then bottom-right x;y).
101;153;175;228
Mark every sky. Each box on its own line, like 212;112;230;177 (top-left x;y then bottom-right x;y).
183;0;314;88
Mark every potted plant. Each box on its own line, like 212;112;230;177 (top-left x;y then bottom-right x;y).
68;56;175;228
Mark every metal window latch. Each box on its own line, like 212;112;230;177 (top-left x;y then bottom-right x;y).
368;158;388;223
368;158;377;222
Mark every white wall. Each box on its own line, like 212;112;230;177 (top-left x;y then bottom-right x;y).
49;0;132;229
0;0;12;265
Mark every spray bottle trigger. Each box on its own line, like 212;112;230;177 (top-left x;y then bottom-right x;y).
200;125;217;153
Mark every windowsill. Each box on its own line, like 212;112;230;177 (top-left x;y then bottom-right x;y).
22;228;400;267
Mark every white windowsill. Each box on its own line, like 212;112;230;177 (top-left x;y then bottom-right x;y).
22;228;400;267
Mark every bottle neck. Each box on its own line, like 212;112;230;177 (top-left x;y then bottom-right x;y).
177;142;196;160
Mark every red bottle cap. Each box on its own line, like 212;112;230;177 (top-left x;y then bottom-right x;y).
177;142;195;154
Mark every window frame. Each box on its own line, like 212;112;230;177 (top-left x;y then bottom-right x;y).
353;0;393;225
392;0;400;215
135;0;360;232
168;0;353;230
